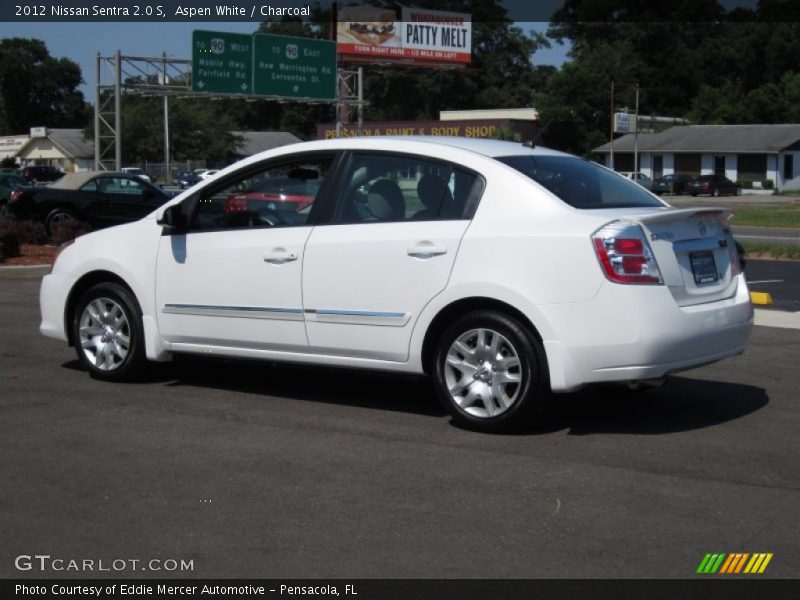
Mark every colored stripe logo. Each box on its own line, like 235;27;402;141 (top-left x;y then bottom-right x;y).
696;553;773;574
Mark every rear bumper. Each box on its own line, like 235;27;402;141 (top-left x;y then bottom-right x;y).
539;275;754;391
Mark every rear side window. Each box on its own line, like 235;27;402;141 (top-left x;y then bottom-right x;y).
332;153;480;224
497;155;663;209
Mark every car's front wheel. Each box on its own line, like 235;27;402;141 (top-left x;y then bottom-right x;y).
432;311;550;432
72;282;145;381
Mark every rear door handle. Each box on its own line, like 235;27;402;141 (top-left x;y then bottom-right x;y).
407;242;448;259
263;249;298;264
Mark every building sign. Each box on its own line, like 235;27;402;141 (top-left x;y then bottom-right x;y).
337;5;471;66
30;127;47;138
614;112;637;134
253;34;337;100
317;119;535;141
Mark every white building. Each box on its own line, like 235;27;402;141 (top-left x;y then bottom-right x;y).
594;124;800;191
15;128;94;172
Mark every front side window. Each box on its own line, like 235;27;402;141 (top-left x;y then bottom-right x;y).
332;153;478;224
497;155;664;209
190;157;331;231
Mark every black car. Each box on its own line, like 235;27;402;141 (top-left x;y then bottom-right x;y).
690;174;740;197
8;171;172;234
0;172;31;220
652;174;693;195
20;165;64;184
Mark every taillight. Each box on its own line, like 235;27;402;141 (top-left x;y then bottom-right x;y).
10;190;21;202
592;222;663;284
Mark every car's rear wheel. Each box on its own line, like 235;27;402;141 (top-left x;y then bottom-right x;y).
432;311;549;432
72;282;145;381
45;207;79;236
712;187;720;197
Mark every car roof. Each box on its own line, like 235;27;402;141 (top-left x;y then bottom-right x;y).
48;171;139;190
272;136;573;159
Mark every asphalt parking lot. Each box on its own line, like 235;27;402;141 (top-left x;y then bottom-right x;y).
1;274;799;579
746;260;800;312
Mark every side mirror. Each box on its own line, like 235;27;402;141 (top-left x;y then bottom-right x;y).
157;204;187;231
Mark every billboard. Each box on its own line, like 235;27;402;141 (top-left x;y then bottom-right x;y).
337;5;471;66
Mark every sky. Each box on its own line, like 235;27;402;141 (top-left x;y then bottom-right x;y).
0;22;570;101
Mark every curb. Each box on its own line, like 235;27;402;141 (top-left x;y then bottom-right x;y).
754;309;800;330
0;265;51;279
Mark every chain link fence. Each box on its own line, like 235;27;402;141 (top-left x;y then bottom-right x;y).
126;160;210;186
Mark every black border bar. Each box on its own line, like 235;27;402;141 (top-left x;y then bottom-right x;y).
0;1;776;23
4;579;799;600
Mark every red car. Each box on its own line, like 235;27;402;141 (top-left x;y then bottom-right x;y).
224;177;317;215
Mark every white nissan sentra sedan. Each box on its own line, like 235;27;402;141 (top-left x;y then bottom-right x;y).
40;137;753;431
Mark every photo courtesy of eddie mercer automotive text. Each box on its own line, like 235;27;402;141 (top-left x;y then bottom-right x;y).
38;136;753;433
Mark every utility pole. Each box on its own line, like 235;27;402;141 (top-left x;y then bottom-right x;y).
609;80;615;171
162;52;170;184
634;82;640;174
114;50;122;171
94;52;100;170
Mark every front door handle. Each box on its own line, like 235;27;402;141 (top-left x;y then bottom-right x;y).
263;249;298;264
407;242;448;259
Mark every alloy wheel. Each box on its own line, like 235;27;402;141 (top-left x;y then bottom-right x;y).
78;297;131;371
443;328;523;418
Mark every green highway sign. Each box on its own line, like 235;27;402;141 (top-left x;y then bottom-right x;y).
253;34;337;100
192;30;253;94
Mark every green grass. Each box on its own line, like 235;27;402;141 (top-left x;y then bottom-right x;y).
730;207;800;228
741;241;800;260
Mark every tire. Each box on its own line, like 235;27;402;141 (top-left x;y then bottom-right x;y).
431;310;550;432
712;187;720;197
45;207;79;236
72;282;146;381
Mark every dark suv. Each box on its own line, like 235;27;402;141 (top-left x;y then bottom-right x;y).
21;165;64;184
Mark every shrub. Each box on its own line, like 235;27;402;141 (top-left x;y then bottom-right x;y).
762;178;774;189
0;225;21;260
49;219;91;245
0;219;48;245
737;179;753;189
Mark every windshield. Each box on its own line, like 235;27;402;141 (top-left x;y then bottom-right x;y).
496;155;664;209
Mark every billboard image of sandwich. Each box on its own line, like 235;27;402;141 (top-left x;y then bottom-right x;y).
338;6;401;48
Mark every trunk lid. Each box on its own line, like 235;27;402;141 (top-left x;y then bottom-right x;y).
587;207;740;306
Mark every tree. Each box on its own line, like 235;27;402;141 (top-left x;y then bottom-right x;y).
537;0;800;155
535;41;643;155
0;38;88;133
